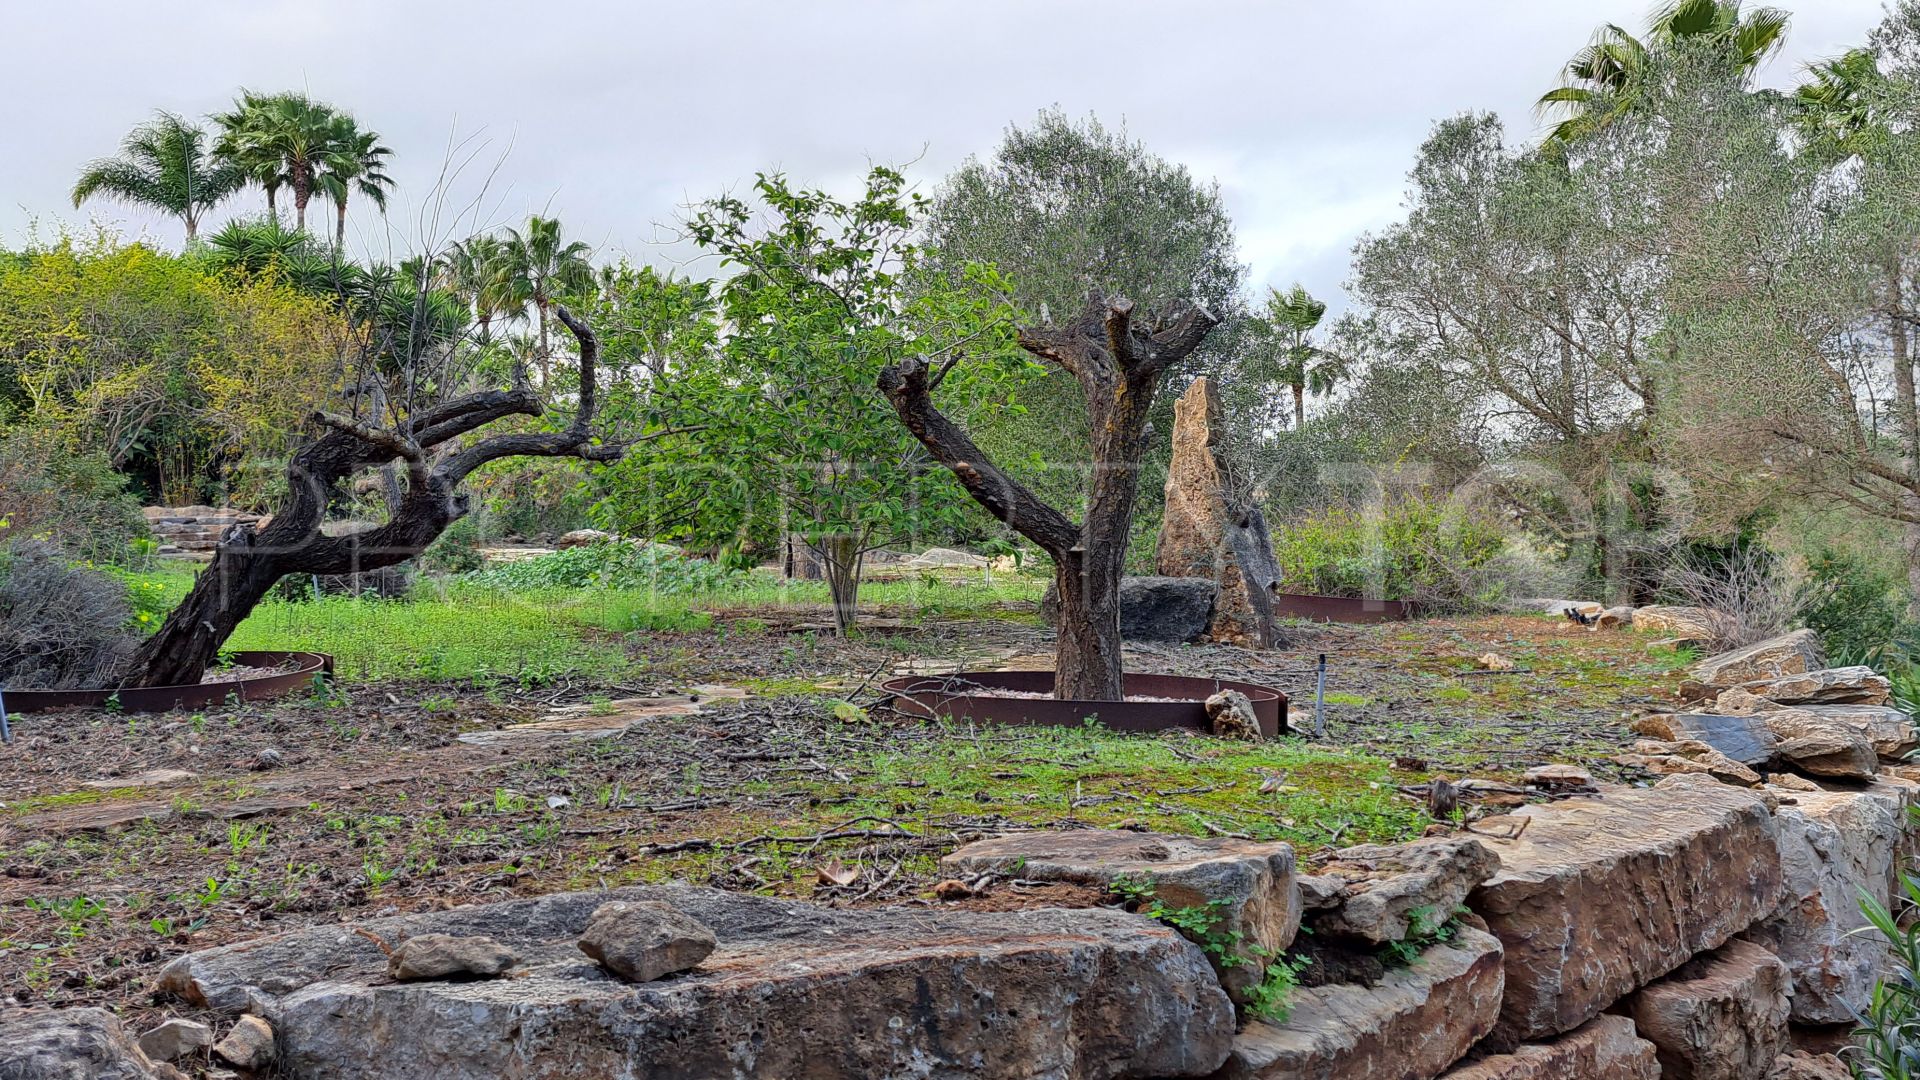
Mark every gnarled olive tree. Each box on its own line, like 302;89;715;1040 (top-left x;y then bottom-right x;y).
879;291;1217;701
128;306;636;687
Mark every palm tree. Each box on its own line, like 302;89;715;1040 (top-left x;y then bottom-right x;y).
438;234;512;344
1794;48;1884;159
212;91;347;233
1539;0;1790;143
1260;284;1347;429
495;216;596;381
315;116;395;252
71;112;243;241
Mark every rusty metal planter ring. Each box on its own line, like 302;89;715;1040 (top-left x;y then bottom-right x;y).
1271;592;1417;624
1;651;334;714
881;671;1288;737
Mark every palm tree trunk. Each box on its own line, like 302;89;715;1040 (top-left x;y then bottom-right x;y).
1292;384;1306;429
266;187;278;223
184;213;198;242
537;299;552;383
336;199;349;252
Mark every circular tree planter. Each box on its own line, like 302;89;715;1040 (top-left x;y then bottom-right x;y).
2;651;334;714
1271;592;1416;624
882;671;1287;736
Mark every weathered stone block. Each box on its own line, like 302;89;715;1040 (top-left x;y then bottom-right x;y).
1438;1015;1659;1079
158;884;1234;1080
1739;666;1892;707
942;829;1296;1006
1469;776;1783;1048
1626;938;1791;1080
1743;780;1917;1023
1795;704;1919;760
1210;927;1503;1080
1308;838;1500;945
1639;713;1778;766
1763;709;1880;779
1692;630;1824;688
1040;576;1219;644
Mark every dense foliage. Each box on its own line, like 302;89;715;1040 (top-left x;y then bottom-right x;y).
464;541;745;595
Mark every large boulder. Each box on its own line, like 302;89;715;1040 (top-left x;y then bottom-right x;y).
1626;938;1791;1080
1307;838;1501;945
1634;605;1719;639
1469;777;1784;1048
1040;576;1219;644
555;528;613;548
940;829;1297;1006
0;1008;172;1079
1738;667;1893;707
157;884;1233;1080
1691;630;1825;689
1211;927;1504;1080
1743;780;1918;1023
1761;710;1879;780
1154;378;1283;647
907;547;990;569
1438;1015;1659;1079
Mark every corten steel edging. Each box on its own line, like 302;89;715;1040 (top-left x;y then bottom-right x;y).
882;671;1289;737
2;652;334;714
1271;592;1417;624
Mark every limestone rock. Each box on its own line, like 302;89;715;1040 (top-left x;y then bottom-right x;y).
134;1019;213;1063
157;883;1233;1080
0;1008;171;1079
1739;666;1892;707
1642;713;1778;766
906;546;989;569
1762;710;1879;779
1616;740;1763;786
941;829;1297;1007
1213;927;1503;1080
387;933;518;981
1627;938;1791;1080
1714;687;1786;715
1743;780;1917;1023
1205;690;1260;741
1469;776;1784;1048
1523;764;1593;789
1795;704;1917;760
1155;377;1283;647
1595;605;1634;629
1635;605;1719;638
1692;630;1825;689
1771;1050;1852;1079
1039;576;1218;644
1310;838;1501;945
1439;1015;1660;1079
211;1016;274;1071
556;528;612;548
576;900;716;982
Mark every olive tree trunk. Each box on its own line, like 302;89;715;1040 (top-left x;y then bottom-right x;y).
879;292;1217;700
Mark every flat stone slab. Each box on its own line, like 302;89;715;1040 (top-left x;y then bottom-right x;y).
82;768;197;790
1640;713;1777;766
1795;704;1919;760
1738;666;1891;707
1691;630;1824;689
158;884;1233;1080
941;829;1297;1005
1209;927;1503;1080
1439;1015;1659;1079
1744;779;1919;1023
456;686;747;747
1469;776;1783;1048
1628;938;1790;1080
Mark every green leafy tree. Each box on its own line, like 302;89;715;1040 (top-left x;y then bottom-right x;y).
437;234;512;344
494;215;596;382
680;167;1025;634
71;112;244;241
1539;0;1790;143
923;109;1245;514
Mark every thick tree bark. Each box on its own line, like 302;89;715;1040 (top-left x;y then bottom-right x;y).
127;305;632;687
879;291;1217;700
816;534;863;637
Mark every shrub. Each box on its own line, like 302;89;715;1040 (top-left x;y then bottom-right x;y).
0;540;138;689
0;426;148;563
465;541;745;595
1797;549;1910;665
1659;543;1802;652
421;516;486;575
1269;499;1511;611
1855;868;1920;1078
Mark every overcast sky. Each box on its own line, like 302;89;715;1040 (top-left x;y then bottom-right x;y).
0;1;1892;309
